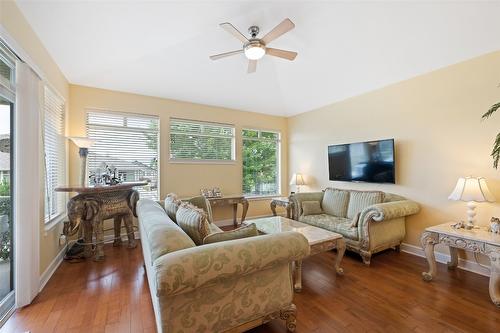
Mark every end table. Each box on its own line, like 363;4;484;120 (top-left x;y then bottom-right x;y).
270;197;294;219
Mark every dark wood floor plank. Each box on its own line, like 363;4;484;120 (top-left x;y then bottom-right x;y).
0;242;498;333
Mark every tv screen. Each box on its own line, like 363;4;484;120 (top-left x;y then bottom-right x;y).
328;139;395;184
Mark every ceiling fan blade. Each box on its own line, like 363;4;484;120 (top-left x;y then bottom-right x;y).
247;60;257;73
266;48;297;61
261;18;295;45
209;49;243;60
220;22;249;44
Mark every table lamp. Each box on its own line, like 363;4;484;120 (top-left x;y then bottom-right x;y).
448;176;496;228
290;173;306;193
68;136;95;186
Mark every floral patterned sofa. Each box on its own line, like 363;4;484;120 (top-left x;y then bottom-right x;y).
137;198;310;333
290;188;420;265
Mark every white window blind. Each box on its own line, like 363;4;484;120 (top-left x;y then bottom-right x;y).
169;118;235;161
44;86;66;222
86;110;159;200
242;129;280;196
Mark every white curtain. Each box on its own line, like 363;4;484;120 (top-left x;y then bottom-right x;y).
14;61;42;307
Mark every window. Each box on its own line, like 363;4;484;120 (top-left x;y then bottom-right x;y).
169;118;235;161
43;86;66;222
87;110;159;200
242;129;280;196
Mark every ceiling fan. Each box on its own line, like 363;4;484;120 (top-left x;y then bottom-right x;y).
210;18;298;73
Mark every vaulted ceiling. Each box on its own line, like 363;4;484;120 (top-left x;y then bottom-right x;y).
16;1;500;116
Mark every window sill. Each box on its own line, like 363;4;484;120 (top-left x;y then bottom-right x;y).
168;159;236;165
44;214;65;232
245;195;282;201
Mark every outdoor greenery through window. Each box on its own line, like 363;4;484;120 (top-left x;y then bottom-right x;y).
170;118;235;161
87;110;160;200
242;129;280;196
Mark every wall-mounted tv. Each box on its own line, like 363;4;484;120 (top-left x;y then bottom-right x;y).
328;139;395;184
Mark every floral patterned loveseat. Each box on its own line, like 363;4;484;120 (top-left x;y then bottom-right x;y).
137;198;310;333
290;188;420;265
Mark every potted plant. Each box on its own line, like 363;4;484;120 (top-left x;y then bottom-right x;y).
483;102;500;169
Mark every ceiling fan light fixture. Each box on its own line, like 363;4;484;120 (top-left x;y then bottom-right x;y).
244;43;265;60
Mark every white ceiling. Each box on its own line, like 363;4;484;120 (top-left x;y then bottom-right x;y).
16;1;500;117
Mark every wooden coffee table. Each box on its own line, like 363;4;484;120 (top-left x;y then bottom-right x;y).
243;216;345;292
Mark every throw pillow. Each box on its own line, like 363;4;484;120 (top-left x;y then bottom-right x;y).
176;202;211;245
164;193;181;223
346;190;384;220
321;188;350;217
301;201;323;216
203;223;259;244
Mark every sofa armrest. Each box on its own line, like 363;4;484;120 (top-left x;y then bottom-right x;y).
154;231;310;297
290;192;324;220
360;200;420;223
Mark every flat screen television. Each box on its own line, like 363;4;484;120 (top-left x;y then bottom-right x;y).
328;139;395;184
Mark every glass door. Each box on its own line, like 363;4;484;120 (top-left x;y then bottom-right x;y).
0;43;15;323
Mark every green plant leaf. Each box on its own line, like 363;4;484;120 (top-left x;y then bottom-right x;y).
492;132;500;169
482;102;500;120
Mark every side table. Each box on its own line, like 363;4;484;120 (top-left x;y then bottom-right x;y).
421;222;500;307
207;195;249;227
270;197;294;219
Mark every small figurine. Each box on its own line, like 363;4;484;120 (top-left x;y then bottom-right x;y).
490;217;500;234
451;221;465;229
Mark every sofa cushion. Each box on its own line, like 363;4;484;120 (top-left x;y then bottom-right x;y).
187;195;214;223
301;201;323;216
176;203;211;245
346;191;384;220
322;188;350;217
136;199;195;264
299;214;358;240
203;223;259;244
164;193;181;222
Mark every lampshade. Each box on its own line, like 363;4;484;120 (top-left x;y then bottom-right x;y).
448;176;496;202
290;173;305;186
68;136;95;148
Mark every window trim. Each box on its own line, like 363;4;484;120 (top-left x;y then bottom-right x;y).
168;117;236;163
85;109;161;200
242;128;282;197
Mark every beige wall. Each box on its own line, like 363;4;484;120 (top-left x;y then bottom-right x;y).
0;1;69;275
68;85;288;225
288;51;500;260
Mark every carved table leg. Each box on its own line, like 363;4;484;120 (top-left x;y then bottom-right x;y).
486;246;500;307
241;199;249;223
270;201;277;216
113;216;123;247
232;203;238;227
279;304;297;332
94;218;105;261
124;213;137;249
421;231;438;281
293;260;302;292
335;238;346;275
447;246;459;270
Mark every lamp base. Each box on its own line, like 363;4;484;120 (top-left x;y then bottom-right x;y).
466;201;477;227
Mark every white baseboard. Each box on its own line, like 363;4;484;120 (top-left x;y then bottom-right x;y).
215;213;284;227
400;243;490;277
38;231;141;293
39;244;67;292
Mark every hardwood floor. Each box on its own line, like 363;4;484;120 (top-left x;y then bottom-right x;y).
1;242;498;333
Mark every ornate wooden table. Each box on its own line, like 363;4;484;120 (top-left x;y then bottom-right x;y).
270;197;294;218
421;222;500;307
56;182;146;261
207;195;249;227
243;216;345;292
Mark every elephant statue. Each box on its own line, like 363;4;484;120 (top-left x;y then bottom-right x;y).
64;189;139;261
